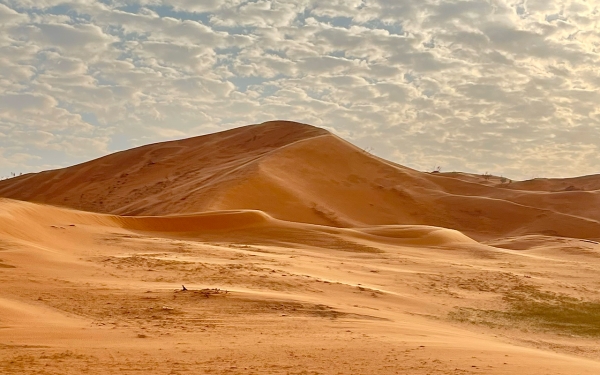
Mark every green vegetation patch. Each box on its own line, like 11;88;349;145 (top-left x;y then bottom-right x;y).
450;286;600;337
505;289;600;336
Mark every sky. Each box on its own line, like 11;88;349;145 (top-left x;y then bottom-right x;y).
0;0;598;181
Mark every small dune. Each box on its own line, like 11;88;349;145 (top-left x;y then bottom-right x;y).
356;225;477;246
114;210;272;232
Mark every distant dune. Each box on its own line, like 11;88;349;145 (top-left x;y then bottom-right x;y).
1;120;600;240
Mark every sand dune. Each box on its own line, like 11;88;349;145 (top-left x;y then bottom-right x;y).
0;198;474;250
2;121;600;241
0;121;328;216
507;175;600;192
2;197;600;374
2;121;600;374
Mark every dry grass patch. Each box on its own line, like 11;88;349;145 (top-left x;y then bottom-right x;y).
450;285;600;337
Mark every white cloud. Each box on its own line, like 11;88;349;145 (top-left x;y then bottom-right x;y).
18;22;116;57
0;0;598;179
0;92;57;112
209;0;306;28
0;3;28;25
166;0;242;13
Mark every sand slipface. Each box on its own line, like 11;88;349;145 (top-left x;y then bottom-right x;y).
1;121;600;374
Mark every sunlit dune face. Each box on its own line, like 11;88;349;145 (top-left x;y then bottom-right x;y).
1;1;599;180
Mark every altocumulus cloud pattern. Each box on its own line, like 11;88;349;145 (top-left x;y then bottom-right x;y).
0;0;598;179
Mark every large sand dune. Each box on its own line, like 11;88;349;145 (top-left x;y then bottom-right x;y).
2;121;600;374
2;121;600;241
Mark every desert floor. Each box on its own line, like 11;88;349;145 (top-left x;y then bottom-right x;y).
2;198;600;374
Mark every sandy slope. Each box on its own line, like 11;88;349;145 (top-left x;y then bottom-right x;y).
1;198;600;374
2;121;600;240
2;121;600;374
0;121;328;216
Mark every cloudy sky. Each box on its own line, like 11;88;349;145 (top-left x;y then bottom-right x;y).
0;0;598;180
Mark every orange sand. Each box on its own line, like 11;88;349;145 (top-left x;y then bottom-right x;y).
1;121;600;374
